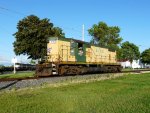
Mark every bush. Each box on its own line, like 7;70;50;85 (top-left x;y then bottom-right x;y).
0;65;5;74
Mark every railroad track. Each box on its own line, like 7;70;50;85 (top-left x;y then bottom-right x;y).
0;69;150;82
0;77;38;82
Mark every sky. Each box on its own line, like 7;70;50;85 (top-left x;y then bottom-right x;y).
0;0;150;65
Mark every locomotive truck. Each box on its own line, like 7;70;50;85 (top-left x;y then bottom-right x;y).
35;37;122;76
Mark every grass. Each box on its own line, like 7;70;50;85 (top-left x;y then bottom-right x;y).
0;71;35;79
0;73;150;113
122;68;150;71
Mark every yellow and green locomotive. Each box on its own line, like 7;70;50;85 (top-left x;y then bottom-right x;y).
36;37;121;76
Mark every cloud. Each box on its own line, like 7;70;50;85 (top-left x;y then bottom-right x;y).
0;56;10;63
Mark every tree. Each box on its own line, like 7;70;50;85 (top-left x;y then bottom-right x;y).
116;48;123;60
13;15;65;60
119;41;140;63
0;65;5;74
30;59;36;64
88;22;122;50
141;48;150;64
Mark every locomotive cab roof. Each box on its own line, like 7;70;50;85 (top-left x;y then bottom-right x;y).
48;37;116;52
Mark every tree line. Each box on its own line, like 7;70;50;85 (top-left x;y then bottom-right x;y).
13;15;150;65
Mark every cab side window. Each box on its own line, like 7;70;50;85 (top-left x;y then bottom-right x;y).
70;40;75;56
78;43;83;56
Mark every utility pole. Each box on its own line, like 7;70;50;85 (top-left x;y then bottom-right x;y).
11;57;17;74
82;24;84;41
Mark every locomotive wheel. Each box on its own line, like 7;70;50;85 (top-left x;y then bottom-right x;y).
59;65;83;75
117;66;122;72
59;66;68;76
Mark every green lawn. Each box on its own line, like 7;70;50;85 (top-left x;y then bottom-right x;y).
0;73;149;113
0;71;35;79
122;68;150;72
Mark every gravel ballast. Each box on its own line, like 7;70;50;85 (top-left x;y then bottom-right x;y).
0;73;125;91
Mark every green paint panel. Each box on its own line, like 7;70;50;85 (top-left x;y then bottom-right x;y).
75;43;86;62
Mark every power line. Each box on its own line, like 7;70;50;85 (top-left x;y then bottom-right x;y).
0;6;26;16
0;6;27;35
